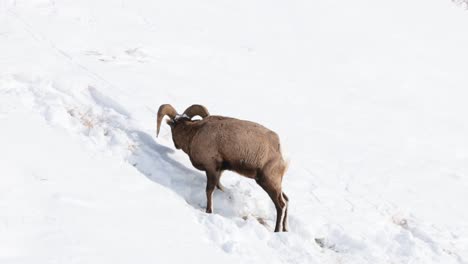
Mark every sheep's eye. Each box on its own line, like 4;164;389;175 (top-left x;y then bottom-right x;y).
166;120;175;127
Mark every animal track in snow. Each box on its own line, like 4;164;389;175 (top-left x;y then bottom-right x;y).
84;48;151;64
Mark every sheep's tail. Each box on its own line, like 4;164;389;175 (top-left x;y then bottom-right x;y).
280;157;290;177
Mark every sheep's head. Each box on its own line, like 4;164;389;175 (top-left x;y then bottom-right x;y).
156;104;210;150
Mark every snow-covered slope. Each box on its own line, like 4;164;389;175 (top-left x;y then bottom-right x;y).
1;0;468;263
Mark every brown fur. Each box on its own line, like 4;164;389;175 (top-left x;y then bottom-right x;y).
157;105;289;232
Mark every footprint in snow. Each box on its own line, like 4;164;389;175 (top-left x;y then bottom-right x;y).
83;48;150;63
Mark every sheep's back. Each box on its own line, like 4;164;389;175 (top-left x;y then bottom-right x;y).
196;116;281;169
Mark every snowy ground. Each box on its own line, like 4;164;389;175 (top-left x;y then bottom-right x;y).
1;0;468;263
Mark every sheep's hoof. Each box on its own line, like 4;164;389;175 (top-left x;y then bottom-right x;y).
216;183;225;192
206;208;213;214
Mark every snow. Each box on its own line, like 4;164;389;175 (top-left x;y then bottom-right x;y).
1;0;468;263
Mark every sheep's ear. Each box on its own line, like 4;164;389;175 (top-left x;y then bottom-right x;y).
166;119;175;128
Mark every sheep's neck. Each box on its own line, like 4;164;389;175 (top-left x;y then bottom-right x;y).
174;123;198;154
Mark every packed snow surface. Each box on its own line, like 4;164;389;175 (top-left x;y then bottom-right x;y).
1;0;468;263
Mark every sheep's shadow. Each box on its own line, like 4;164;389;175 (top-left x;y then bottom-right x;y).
128;130;231;214
126;130;273;225
133;130;201;177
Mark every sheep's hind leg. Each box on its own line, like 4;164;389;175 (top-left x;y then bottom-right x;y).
273;192;287;232
256;178;286;232
282;192;289;232
205;170;221;213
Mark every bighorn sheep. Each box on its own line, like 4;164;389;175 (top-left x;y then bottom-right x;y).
156;104;289;232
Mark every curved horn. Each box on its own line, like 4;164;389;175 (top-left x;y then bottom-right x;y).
156;104;178;137
183;104;210;119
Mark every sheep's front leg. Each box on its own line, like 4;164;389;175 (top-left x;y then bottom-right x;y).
205;170;220;213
